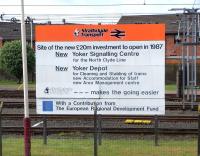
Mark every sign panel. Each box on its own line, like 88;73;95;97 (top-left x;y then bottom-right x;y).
36;24;165;115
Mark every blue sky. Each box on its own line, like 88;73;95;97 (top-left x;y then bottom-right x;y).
0;0;199;24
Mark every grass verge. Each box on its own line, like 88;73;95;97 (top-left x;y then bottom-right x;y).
165;84;176;92
3;137;196;156
0;80;35;90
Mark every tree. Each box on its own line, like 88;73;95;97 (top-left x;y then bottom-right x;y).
0;40;35;83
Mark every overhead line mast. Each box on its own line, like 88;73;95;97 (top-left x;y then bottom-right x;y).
170;8;200;109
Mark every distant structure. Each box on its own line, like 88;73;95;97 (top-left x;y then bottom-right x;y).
168;8;200;108
118;14;200;85
0;21;76;48
118;14;200;64
0;22;34;47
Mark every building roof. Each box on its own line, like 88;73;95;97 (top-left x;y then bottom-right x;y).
0;14;180;41
0;22;76;41
118;14;181;34
0;22;34;40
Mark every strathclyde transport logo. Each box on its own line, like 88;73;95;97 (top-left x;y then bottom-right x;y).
43;87;73;95
73;28;108;37
44;87;50;94
74;29;80;37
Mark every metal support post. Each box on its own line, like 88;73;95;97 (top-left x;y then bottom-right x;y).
154;115;159;146
182;17;186;109
176;66;183;98
43;117;47;145
198;114;200;156
94;106;98;156
172;9;199;110
0;102;3;156
194;13;198;102
191;14;195;109
21;0;31;155
186;17;190;101
30;21;33;48
98;115;102;146
24;118;31;156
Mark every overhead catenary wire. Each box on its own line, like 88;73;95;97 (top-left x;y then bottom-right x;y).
0;16;120;23
0;13;184;25
0;2;199;23
0;12;183;22
0;12;187;21
0;12;187;16
0;6;195;25
0;3;200;6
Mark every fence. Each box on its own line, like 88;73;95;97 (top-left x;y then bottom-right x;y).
0;101;199;156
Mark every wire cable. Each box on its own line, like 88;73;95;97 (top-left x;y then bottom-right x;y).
0;3;200;7
1;12;183;16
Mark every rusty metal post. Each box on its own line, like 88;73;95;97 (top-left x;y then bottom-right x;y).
198;114;200;156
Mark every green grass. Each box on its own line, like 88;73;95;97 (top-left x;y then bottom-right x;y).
0;80;35;90
0;80;177;92
165;84;176;92
2;137;197;156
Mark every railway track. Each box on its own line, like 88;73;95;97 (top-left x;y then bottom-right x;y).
1;100;200;110
0;90;36;98
0;89;200;101
1;114;199;135
0;113;198;121
2;126;198;135
0;89;200;135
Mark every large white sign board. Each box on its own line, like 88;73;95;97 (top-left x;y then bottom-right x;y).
36;24;165;115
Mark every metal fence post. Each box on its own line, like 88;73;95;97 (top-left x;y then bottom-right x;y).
176;67;183;98
94;107;98;156
98;114;102;146
0;102;3;156
198;114;200;156
43;116;47;145
154;115;159;146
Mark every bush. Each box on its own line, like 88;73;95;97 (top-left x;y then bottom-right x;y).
0;40;35;83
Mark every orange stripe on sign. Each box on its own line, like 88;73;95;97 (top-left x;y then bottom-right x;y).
35;24;165;42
